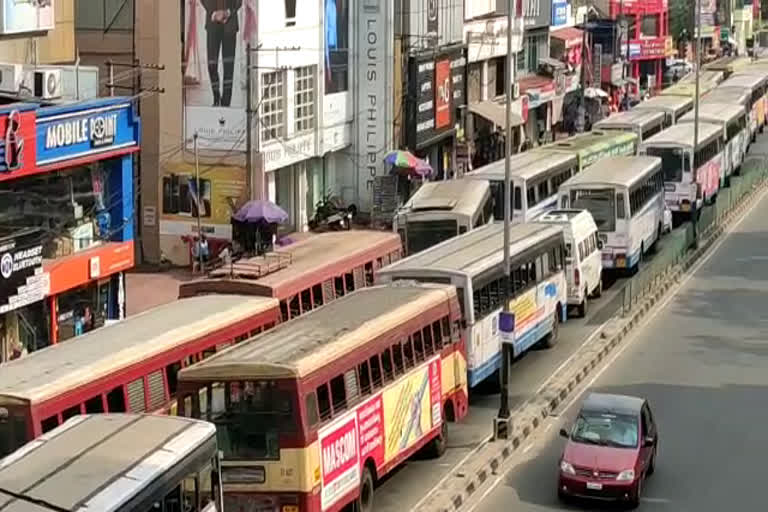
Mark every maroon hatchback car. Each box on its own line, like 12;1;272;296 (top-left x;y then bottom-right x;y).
557;392;658;508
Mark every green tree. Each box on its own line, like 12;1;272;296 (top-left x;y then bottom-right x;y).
670;0;694;42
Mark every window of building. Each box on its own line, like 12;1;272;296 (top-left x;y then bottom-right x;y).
76;0;134;31
295;66;316;133
495;57;506;97
284;0;297;26
261;71;285;142
641;15;659;38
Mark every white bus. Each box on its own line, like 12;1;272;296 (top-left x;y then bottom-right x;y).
641;122;724;220
463;149;577;224
679;102;748;183
377;222;568;388
632;94;693;126
535;209;603;317
0;414;222;512
558;156;665;273
394;179;493;255
699;88;751;151
713;73;767;141
594;109;667;142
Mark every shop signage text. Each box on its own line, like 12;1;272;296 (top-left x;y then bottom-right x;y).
44;113;118;150
623;37;674;60
261;134;315;172
0;108;36;179
552;0;568;26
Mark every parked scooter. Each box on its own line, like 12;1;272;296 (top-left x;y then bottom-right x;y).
309;192;357;231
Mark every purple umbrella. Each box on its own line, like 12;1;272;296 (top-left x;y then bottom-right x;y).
233;199;289;224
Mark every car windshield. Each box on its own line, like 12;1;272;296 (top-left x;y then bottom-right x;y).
570;411;638;448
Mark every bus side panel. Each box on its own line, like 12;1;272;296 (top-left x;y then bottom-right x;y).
509;272;567;358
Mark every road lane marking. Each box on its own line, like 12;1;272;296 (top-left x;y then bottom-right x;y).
460;185;768;512
642;497;672;503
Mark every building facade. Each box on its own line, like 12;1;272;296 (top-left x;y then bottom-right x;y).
0;97;140;361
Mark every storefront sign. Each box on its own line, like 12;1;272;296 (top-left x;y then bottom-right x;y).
260;133;316;172
0;107;36;179
36;100;139;167
0;230;48;314
45;240;134;296
464;17;524;62
551;0;568;26
523;0;553;28
355;0;394;213
407;46;466;149
427;0;438;43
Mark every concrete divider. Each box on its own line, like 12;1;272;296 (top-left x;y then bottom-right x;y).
425;157;768;512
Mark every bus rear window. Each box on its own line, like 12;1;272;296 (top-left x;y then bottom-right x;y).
645;147;685;182
571;189;616;232
0;405;30;458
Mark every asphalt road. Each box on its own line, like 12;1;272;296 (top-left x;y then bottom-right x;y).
465;158;768;511
372;226;686;512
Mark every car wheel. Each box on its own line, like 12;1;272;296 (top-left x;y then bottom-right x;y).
557;488;570;504
628;477;642;509
647;446;657;476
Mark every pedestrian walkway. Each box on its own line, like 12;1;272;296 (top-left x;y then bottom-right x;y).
125;267;196;316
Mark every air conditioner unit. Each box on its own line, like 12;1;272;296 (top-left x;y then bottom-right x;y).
0;63;22;94
34;69;62;99
513;82;520;99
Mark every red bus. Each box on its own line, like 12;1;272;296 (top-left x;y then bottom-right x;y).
179;230;403;322
0;294;279;458
177;282;468;512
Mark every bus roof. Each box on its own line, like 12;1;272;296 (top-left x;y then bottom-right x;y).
178;230;402;300
400;179;490;216
376;222;563;278
0;414;215;512
559;156;661;189
719;73;765;88
541;130;637;159
704;55;752;73
0;294;278;404
463;149;577;182
633;94;693;112
641;121;723;148
701;88;750;106
177;283;456;380
679;102;746;123
594;109;665;130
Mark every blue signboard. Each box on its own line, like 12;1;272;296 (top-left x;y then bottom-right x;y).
552;0;568;26
35;99;139;167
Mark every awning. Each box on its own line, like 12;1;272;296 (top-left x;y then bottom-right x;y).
468;100;524;128
551;27;583;49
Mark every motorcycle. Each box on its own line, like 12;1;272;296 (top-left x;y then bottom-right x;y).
309;192;357;231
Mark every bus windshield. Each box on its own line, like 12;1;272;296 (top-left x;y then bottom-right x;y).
645;147;685;182
570;189;616;232
0;405;29;458
198;380;297;460
406;220;458;254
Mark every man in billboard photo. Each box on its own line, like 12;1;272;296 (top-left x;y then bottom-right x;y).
202;0;242;107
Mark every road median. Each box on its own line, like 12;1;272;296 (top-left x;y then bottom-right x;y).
424;157;768;512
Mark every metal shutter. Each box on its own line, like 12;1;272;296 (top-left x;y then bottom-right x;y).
147;370;166;411
127;378;146;412
353;266;365;289
322;279;335;303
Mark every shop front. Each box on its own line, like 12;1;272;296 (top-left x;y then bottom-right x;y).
405;44;467;180
0;97;139;360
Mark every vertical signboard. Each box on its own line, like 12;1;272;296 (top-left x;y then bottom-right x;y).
356;0;394;214
0;230;49;315
435;59;452;130
593;44;603;87
427;0;439;43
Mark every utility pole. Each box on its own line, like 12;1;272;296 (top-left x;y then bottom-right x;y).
194;132;204;273
578;14;588;131
693;0;701;246
495;0;515;440
246;42;254;201
623;1;631;103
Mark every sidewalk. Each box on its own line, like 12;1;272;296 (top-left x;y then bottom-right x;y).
125;267;197;316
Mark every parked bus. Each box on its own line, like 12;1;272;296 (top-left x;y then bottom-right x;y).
176;282;467;512
377;222;567;387
0;414;222;512
679;102;748;182
632;94;693;126
704;55;753;79
714;73;768;140
558;156;665;272
463;149;578;223
640;121;724;220
594;109;667;142
699;88;750;148
661;70;724;98
179;231;403;322
539;129;639;173
394;179;493;255
0;294;279;457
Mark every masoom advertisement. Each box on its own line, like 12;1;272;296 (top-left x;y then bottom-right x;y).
182;0;257;150
318;357;442;510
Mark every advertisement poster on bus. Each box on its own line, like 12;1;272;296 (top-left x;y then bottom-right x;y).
318;357;442;511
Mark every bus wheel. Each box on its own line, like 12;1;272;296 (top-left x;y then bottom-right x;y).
427;420;448;458
577;291;588;318
543;311;560;348
357;467;375;512
592;279;603;299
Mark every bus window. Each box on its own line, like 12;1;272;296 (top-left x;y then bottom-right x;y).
343;369;359;406
85;395;104;414
402;337;415;369
62;405;81;422
514;186;523;210
128;378;147;412
301;289;312;313
422;326;434;355
41;415;59;434
364;262;374;286
392;342;405;375
334;276;345;297
107;385;127;412
305;392;320;428
369;355;382;388
358;360;372;395
381;348;394;382
316;383;331;421
312;283;324;307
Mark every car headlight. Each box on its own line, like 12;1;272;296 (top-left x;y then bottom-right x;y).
560;461;576;475
616;469;635;481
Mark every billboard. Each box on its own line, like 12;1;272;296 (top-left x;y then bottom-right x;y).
182;0;257;150
0;0;54;35
0;229;48;315
325;0;350;94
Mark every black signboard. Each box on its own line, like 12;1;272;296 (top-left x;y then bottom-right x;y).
406;45;467;150
0;229;45;312
427;0;439;43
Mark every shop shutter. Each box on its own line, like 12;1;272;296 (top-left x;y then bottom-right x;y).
127;378;146;412
147;370;166;411
353;266;364;289
322;279;334;303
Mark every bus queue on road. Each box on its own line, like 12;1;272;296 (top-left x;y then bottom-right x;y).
3;59;768;512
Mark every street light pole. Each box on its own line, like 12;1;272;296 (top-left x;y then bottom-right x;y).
497;0;515;431
693;0;701;246
194;132;204;273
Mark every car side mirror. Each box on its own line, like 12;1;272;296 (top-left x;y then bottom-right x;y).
559;428;569;438
643;435;654;447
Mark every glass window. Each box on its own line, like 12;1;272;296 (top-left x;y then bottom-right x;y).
370;355;382;388
403;337;415;368
381;348;394;381
305;393;320;427
569;412;639;448
413;330;424;361
317;383;331;420
261;71;286;142
392;342;405;375
358;360;372;394
294;66;316;133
